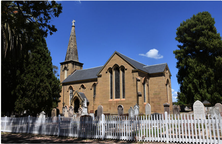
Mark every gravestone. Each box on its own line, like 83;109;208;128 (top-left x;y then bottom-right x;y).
173;105;180;115
134;104;139;116
68;106;74;117
193;100;205;119
64;106;69;117
51;108;57;117
117;105;123;116
185;106;191;111
39;111;45;119
97;105;103;119
209;107;220;118
145;103;151;115
81;98;88;115
163;103;170;114
78;107;82;115
128;107;134;119
215;103;222;116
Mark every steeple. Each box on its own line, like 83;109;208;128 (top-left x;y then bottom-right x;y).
65;20;79;62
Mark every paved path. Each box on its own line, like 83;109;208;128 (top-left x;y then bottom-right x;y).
1;132;172;143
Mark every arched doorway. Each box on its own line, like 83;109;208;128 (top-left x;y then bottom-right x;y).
74;99;80;113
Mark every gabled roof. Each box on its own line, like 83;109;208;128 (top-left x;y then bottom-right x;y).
78;92;89;102
97;51;147;75
73;91;89;102
143;63;167;74
62;66;103;83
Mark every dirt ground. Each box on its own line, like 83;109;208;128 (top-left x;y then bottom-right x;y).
1;132;175;143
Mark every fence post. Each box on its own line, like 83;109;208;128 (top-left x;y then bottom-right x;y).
27;115;30;133
58;114;60;137
101;114;105;140
165;112;169;143
4;116;7;131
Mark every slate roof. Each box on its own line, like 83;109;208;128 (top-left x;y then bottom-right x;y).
116;52;146;72
62;66;103;83
143;63;167;74
62;52;168;83
78;92;89;102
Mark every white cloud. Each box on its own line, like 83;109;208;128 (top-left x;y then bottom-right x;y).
171;89;178;102
139;49;163;59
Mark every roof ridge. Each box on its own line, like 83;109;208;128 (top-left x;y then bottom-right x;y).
76;66;103;71
116;51;146;66
143;63;167;68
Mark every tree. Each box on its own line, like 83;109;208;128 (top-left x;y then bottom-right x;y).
14;37;61;116
53;65;60;78
174;11;222;106
1;1;62;116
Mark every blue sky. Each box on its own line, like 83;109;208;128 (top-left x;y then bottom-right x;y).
45;1;222;102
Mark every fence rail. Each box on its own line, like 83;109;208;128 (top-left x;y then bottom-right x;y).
1;112;222;143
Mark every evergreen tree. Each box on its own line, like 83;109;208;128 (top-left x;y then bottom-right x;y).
1;1;62;116
14;37;61;116
174;12;222;106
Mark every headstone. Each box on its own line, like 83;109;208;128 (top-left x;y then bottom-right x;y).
209;107;220;118
117;105;123;116
51;108;57;117
215;103;222;116
68;106;74;117
185;106;190;111
64;106;68;117
193;100;205;119
134;104;139;116
173;105;180;115
145;103;151;115
39;111;45;119
81;98;88;115
128;107;134;119
97;105;103;119
163;103;170;114
78;107;83;115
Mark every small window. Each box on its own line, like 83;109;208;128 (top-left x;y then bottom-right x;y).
143;82;146;103
70;88;73;105
109;69;113;99
93;84;96;98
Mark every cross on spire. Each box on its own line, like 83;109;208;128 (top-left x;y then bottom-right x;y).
72;20;75;26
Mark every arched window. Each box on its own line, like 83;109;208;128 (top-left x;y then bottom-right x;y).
93;84;96;98
109;69;113;99
166;79;170;103
114;67;120;99
70;88;73;105
143;81;146;103
121;67;125;99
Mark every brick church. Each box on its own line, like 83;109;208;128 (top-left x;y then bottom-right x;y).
58;21;173;115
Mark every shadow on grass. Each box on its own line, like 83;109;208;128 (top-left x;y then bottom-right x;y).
1;132;133;143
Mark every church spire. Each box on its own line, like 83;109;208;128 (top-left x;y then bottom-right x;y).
65;20;79;62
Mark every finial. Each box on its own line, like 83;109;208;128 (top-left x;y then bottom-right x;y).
72;20;75;26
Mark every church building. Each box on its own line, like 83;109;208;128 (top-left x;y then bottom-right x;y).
58;21;173;115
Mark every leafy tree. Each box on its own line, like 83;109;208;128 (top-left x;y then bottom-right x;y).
53;65;60;78
174;11;222;106
1;1;62;116
14;37;61;116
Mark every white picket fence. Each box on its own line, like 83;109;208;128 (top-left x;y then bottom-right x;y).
1;112;222;143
